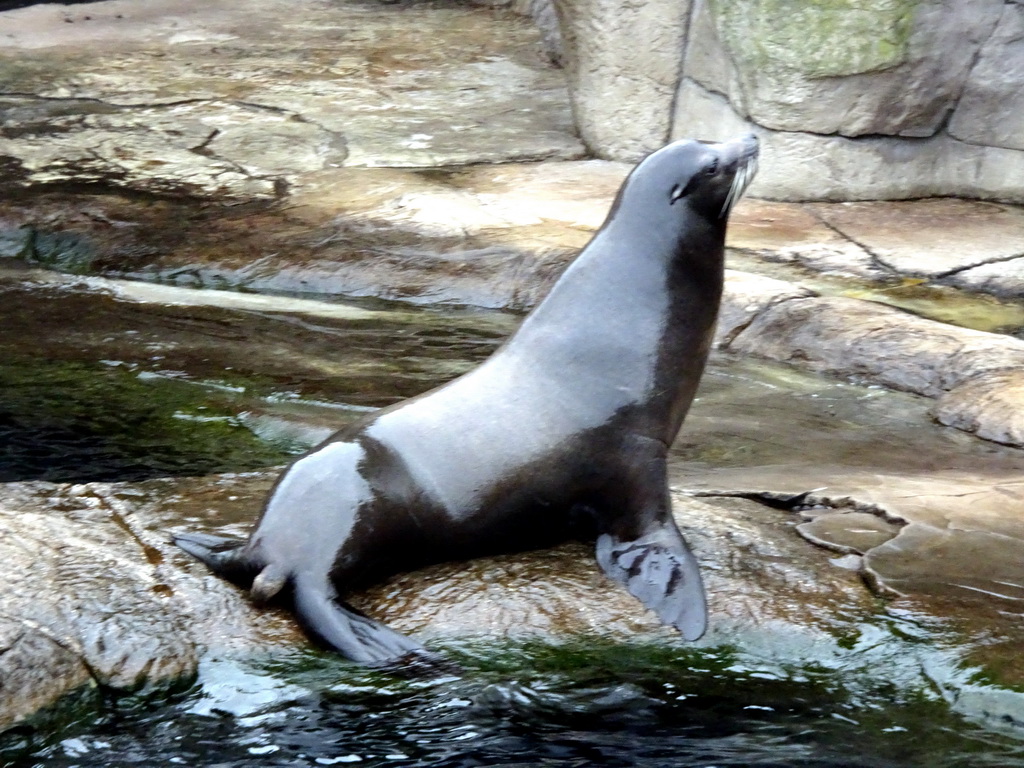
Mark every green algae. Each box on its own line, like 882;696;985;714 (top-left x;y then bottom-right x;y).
0;354;298;483
710;0;916;78
727;250;1024;336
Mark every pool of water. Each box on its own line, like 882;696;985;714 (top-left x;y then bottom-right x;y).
0;269;510;482
6;639;1024;768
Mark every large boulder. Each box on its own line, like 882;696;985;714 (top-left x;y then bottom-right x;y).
550;0;691;159
546;0;1024;201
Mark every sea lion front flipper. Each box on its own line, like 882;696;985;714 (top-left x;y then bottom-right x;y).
595;522;707;641
291;577;426;666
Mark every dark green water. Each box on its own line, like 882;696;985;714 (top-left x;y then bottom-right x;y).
0;354;300;483
6;640;1024;768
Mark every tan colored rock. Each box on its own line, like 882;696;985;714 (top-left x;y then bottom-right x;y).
359;493;883;654
864;523;1024;602
809;199;1024;277
0;0;583;198
0;476;300;733
728;295;1024;398
0;618;96;734
797;512;901;555
552;0;691;159
933;371;1024;448
726;199;882;278
716;269;813;347
679;463;1024;617
728;296;958;396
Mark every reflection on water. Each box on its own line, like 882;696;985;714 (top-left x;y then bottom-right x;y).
0;279;509;483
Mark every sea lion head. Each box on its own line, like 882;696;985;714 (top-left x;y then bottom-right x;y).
607;134;760;230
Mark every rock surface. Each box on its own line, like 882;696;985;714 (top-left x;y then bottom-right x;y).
948;3;1024;152
672;78;1024;203
934;370;1024;447
685;0;999;138
0;476;300;733
548;0;1024;201
0;0;584;198
5;463;1022;733
7;169;1023;447
551;0;690;158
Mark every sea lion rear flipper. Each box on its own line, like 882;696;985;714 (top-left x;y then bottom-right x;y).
173;531;257;587
292;578;430;667
595;524;707;641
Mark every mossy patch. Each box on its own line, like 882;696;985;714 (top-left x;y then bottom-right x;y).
710;0;917;78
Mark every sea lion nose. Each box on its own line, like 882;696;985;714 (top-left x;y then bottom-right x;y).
736;133;759;157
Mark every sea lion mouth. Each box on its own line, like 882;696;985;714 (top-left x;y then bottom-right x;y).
720;134;759;218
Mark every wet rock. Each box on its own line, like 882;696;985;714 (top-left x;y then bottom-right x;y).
673;349;1024;627
934;370;1024;448
0;265;511;410
3;175;1024;451
684;468;1024;608
359;493;882;654
0;473;885;732
723;291;1024;450
797;512;901;555
727;295;1024;398
1;290;1023;730
0;617;96;734
0;475;299;733
863;523;1024;604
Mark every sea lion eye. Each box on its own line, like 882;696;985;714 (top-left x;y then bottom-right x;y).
705;159;719;175
669;183;684;205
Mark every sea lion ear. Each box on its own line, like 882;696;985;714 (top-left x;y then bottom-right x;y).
595;525;708;641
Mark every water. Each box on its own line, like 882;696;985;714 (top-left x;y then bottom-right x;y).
0;270;510;482
6;640;1024;768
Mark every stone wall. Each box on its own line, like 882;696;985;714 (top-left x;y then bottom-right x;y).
544;0;1024;202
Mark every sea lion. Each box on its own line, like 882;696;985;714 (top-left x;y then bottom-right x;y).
175;134;760;665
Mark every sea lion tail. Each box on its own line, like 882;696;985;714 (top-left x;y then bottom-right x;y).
292;576;452;673
173;530;259;589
